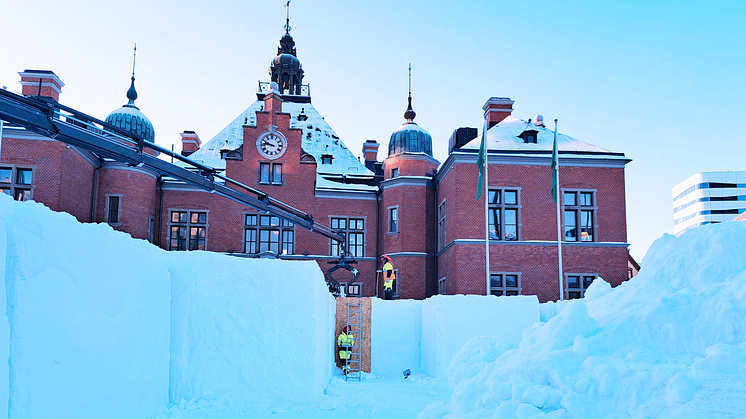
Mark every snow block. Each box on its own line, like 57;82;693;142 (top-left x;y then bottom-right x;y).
371;298;422;372
0;198;170;419
168;254;334;405
0;211;9;417
421;295;539;378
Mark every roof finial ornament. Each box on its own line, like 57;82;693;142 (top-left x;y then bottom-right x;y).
284;0;292;34
126;43;138;107
404;63;416;123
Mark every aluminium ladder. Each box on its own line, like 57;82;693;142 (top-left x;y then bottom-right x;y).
345;301;363;381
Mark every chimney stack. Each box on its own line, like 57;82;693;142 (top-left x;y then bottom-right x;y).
482;97;514;129
180;131;202;156
362;140;379;163
19;70;64;102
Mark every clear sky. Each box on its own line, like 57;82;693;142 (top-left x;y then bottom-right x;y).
1;0;744;261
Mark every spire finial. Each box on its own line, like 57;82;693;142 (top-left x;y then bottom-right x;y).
126;43;138;107
284;0;291;34
404;63;416;123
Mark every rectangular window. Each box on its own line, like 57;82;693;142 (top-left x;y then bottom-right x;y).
345;283;361;297
259;162;283;185
488;189;520;240
106;195;121;224
566;274;596;299
330;217;365;257
244;214;294;255
437;200;446;250
490;273;521;296
563;191;596;242
388;207;399;233
169;210;208;251
0;165;35;201
391;167;399;178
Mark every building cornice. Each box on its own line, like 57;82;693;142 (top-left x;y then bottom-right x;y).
314;188;378;200
100;161;160;179
380;175;434;190
437;239;629;256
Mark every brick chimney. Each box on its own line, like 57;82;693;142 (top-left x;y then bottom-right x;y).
180;131;202;157
483;97;514;129
19;70;64;102
363;140;379;163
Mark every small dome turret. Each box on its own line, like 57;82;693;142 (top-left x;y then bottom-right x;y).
387;86;432;157
270;32;304;95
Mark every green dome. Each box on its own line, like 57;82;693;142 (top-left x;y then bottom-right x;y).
105;77;155;143
388;122;433;157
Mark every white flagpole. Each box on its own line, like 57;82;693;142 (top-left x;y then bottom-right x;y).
484;125;490;296
554;120;564;301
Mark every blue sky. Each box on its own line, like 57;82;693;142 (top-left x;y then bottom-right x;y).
1;0;744;260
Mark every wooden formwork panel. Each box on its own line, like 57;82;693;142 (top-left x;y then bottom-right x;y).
335;297;372;373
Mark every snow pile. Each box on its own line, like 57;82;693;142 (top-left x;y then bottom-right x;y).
168;252;335;405
0;197;170;419
421;222;746;418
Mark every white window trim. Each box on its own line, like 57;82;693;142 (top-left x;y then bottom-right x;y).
388;206;399;234
104;194;123;226
167;209;210;251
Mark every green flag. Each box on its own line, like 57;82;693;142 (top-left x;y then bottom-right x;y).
476;129;486;200
551;122;559;202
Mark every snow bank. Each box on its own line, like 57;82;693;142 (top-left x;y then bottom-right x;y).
168;253;335;405
421;222;746;418
0;197;170;419
421;295;539;378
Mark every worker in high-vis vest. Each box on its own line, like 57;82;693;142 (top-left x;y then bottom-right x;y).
337;326;355;374
381;254;395;300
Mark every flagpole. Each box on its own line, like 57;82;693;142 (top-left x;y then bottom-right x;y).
554;119;564;301
484;125;490;296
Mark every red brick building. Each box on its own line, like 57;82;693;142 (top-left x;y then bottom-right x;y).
0;33;630;302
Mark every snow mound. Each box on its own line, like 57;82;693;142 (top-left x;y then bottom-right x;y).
420;222;746;418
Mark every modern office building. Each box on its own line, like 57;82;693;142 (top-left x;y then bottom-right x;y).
672;171;746;235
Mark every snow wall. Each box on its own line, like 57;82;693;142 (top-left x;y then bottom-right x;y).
372;295;539;378
168;253;335;405
0;197;336;417
0;198;170;419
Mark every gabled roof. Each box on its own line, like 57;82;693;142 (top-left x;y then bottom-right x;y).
179;100;373;177
461;116;616;154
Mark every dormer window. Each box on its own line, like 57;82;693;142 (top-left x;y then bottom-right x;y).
518;129;539;144
321;154;333;165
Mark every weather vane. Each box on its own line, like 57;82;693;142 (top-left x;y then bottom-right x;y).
284;0;292;33
132;43;137;77
408;63;412;97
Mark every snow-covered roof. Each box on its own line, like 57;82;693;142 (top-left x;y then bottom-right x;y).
178;100;373;177
315;174;378;192
461;116;614;154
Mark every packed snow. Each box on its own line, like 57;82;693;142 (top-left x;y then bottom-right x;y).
0;195;744;418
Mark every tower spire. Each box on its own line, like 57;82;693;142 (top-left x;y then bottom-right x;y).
404;63;416;123
284;0;291;34
126;43;139;108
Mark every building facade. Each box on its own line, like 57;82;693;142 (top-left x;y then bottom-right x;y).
673;171;746;235
0;32;632;302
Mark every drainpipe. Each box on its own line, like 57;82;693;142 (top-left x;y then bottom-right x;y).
0;119;4;159
375;188;381;297
157;176;164;247
89;159;103;222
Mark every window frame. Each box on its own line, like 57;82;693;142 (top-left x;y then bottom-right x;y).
488;188;521;241
0;165;35;201
258;162;283;185
388;206;399;234
489;272;521;296
565;273;597;299
391;167;399;178
244;213;295;255
168;209;209;251
344;283;362;297
437;200;446;250
329;216;366;257
562;190;597;242
105;194;123;225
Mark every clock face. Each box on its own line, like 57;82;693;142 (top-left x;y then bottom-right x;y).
256;131;287;160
